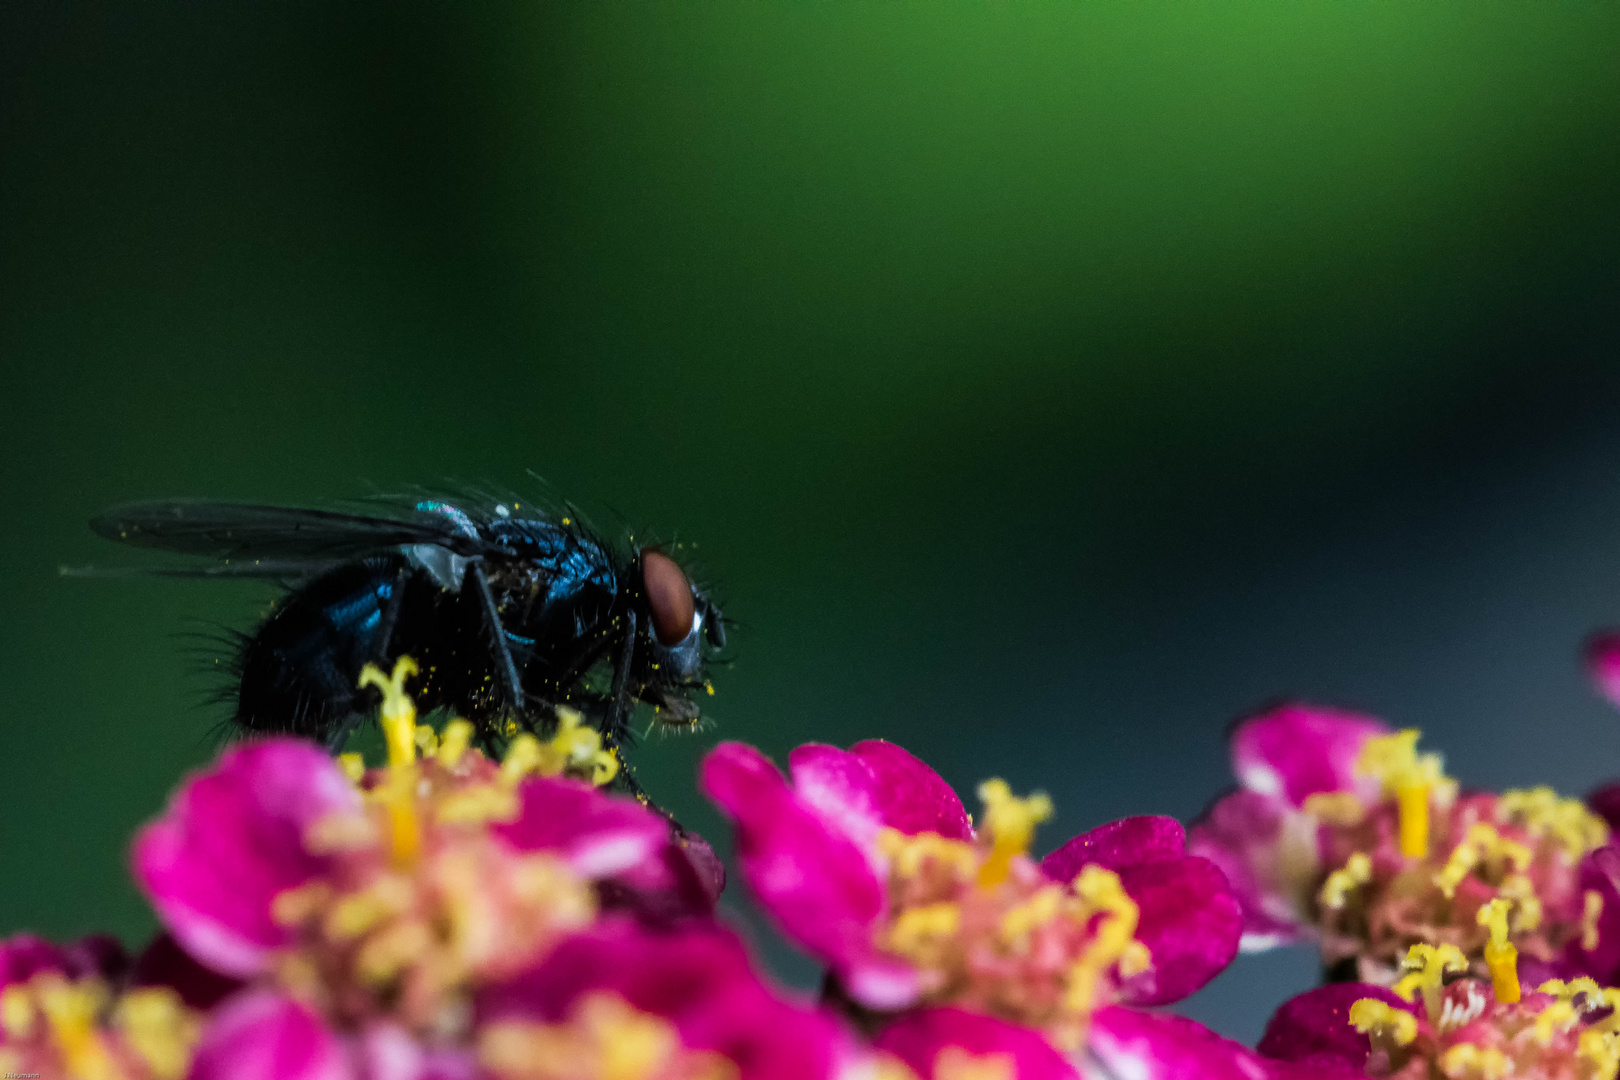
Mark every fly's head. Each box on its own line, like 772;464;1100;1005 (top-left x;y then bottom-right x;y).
632;548;725;729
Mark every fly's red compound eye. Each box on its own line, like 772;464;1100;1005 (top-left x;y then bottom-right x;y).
641;549;695;645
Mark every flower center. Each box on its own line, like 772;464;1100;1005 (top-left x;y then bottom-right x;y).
478;991;738;1080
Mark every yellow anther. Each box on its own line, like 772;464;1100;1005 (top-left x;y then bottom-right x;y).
1401;943;1468;1024
1499;786;1611;860
1498;874;1543;932
998;885;1063;943
1579;1027;1620;1080
354;921;434;987
437;718;474;767
502;733;545;781
1320;852;1372;910
115;986;198;1080
879;830;978;880
338;752;366;783
889;903;962;957
1435;824;1531;899
1358;729;1444;858
435;782;519;825
1064;865;1151;1015
1;984;33;1039
414;724;439;757
35;974;114;1080
1477;898;1520;1003
358;656;421;770
478;991;732;1080
1439;1043;1509;1080
975;779;1052;888
1348;998;1418;1048
1302;791;1366;826
1536;999;1582;1045
1587;889;1606;952
1538;977;1605;1006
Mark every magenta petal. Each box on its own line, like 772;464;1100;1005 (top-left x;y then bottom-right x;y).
599;831;726;924
494;776;669;879
1566;847;1620;983
875;1007;1077;1080
702;743;912;1005
1086;1006;1278;1080
131;932;243;1009
482;921;848;1080
1231;703;1389;807
132;739;361;978
788;743;887;847
848;741;971;840
1586;631;1620;710
1041;816;1187;881
1112;856;1242;1006
190;990;349;1080
0;935;68;988
1187;789;1311;950
1257;983;1415;1068
1588;783;1620;835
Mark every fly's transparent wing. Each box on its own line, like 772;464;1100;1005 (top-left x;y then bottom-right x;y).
89;501;494;563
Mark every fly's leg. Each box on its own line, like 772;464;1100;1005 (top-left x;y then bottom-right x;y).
468;562;525;722
604;610;637;745
327;564;412;755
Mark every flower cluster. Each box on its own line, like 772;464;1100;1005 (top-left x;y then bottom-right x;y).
21;622;1620;1080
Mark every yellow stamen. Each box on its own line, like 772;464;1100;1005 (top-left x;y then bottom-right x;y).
115;987;198;1080
1;984;34;1039
35;974;115;1080
338;752;366;783
1578;1027;1620;1080
358;656;421;770
1587;889;1606;952
1439;1043;1509;1080
975;779;1051;888
1348;998;1418;1049
889;903;962;956
1498;786;1611;861
1064;865;1152;1013
1434;824;1531;899
1319;852;1372;910
1357;729;1444;858
358;657;423;867
414;724;439;757
1398;943;1467;1024
1476;898;1520;1003
1302;790;1366;826
499;709;620;787
1498;873;1543;932
437;718;474;767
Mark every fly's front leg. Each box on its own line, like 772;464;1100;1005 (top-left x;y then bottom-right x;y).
604;610;637;746
328;564;413;755
468;562;525;722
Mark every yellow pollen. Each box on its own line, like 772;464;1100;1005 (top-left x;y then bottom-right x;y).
437;718;474;767
477;991;735;1080
1439;1043;1509;1080
435;782;520;825
1498;786;1611;861
271;881;335;926
414;724;439;757
1434;824;1531;899
1348;998;1418;1049
1320;852;1373;910
354;921;434;987
975;779;1052;888
1579;1028;1620;1080
1398;943;1467;1024
1476;898;1520;1003
1587;890;1607;952
999;885;1063;944
116;986;198;1080
338;752;366;783
1357;729;1444;859
1535;999;1582;1046
879;829;978;880
501;709;620;787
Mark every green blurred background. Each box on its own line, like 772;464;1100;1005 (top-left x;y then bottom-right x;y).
6;1;1620;1042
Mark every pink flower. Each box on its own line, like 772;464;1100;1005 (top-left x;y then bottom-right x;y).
1188;704;1614;989
700;739;1240;1052
477;919;854;1080
1256;965;1620;1079
131;660;721;1075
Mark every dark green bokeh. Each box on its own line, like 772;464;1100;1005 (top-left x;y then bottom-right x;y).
5;2;1620;1041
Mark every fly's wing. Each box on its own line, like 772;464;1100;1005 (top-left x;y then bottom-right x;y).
89;500;496;563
